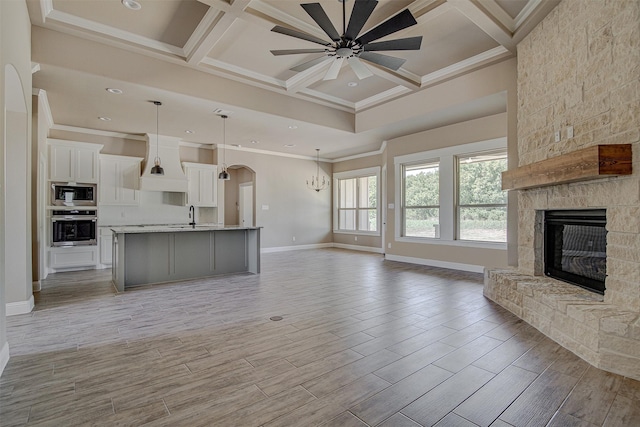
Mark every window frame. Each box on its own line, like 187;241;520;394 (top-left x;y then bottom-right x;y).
394;138;507;249
333;166;381;236
401;159;440;239
456;150;508;243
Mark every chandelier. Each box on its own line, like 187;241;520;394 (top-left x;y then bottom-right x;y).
307;149;328;192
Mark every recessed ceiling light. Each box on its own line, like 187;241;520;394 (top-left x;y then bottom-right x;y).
284;144;296;147
185;130;194;134
347;82;358;87
106;88;123;94
121;0;141;11
288;125;298;129
251;140;259;144
234;144;242;148
98;116;111;121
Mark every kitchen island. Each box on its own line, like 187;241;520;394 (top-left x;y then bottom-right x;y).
110;225;260;292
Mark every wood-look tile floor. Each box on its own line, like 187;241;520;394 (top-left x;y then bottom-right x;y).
2;249;639;426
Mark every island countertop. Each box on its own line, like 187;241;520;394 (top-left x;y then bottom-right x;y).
110;224;261;234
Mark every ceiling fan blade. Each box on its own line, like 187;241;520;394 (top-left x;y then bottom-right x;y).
347;57;373;79
271;49;327;56
363;36;422;52
291;56;332;72
356;9;418;45
345;0;378;41
359;52;406;71
301;3;341;42
271;26;331;47
323;57;344;80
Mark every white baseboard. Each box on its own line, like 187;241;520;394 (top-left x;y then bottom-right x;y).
384;254;484;273
262;243;334;253
32;280;41;293
6;295;35;316
333;243;383;254
0;341;9;378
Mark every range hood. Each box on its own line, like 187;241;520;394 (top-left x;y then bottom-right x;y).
139;134;188;192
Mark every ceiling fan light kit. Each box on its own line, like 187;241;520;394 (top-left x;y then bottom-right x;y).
271;0;422;81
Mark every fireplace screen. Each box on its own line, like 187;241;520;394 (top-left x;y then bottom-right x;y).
544;209;606;294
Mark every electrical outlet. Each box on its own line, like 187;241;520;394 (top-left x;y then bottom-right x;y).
387;243;391;249
354;236;358;241
554;130;561;142
567;126;574;139
292;236;296;242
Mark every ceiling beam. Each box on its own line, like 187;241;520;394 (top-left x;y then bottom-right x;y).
446;0;516;53
186;0;252;65
285;58;333;93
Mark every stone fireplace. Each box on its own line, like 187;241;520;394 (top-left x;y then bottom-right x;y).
484;0;640;381
485;176;640;381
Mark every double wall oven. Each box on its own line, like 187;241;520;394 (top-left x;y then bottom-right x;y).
51;210;97;247
50;183;98;247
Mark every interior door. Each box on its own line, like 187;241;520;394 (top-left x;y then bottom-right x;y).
239;183;253;227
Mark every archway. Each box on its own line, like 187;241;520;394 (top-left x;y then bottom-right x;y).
4;64;33;315
224;165;256;226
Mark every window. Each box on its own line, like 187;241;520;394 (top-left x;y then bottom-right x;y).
334;167;379;234
403;160;439;238
457;152;507;242
395;138;507;247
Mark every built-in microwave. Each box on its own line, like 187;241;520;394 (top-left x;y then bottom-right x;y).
51;183;97;206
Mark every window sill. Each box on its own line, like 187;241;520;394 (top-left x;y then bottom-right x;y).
333;230;380;237
396;237;507;250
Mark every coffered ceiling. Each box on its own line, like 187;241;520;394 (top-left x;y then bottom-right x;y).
27;0;558;159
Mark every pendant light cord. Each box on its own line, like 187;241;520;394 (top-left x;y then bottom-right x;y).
156;102;159;161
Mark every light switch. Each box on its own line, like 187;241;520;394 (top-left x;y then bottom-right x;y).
388;203;395;209
262;204;269;210
567;126;574;139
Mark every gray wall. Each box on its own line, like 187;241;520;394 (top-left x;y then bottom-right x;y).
223;148;332;248
1;0;33;373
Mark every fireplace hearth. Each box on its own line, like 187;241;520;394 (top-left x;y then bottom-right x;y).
544;210;606;294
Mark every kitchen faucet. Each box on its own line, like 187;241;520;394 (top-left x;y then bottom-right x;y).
188;205;196;227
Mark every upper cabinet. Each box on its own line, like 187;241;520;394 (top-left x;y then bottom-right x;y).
183;162;218;207
99;155;143;206
48;140;102;183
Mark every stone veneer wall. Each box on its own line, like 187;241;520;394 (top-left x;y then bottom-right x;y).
484;0;640;380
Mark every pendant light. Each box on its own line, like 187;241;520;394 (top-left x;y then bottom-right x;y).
307;148;328;192
150;101;164;175
218;115;231;180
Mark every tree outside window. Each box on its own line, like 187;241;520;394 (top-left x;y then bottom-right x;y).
457;152;507;242
403;161;439;238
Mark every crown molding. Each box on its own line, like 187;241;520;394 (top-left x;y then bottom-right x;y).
333;141;387;163
50;124;147;141
45;9;184;57
421;46;511;86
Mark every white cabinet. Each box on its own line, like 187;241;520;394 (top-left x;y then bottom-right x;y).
49;246;98;270
48;140;102;183
99;155;143;206
183;162;218;207
99;227;113;265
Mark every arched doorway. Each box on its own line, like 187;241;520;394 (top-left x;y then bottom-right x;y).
223;165;256;227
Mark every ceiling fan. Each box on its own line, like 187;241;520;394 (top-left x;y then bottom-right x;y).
270;0;422;81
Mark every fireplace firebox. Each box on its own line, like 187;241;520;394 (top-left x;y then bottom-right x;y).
544;209;607;294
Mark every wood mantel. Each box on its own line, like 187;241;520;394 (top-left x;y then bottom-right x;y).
502;144;632;190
